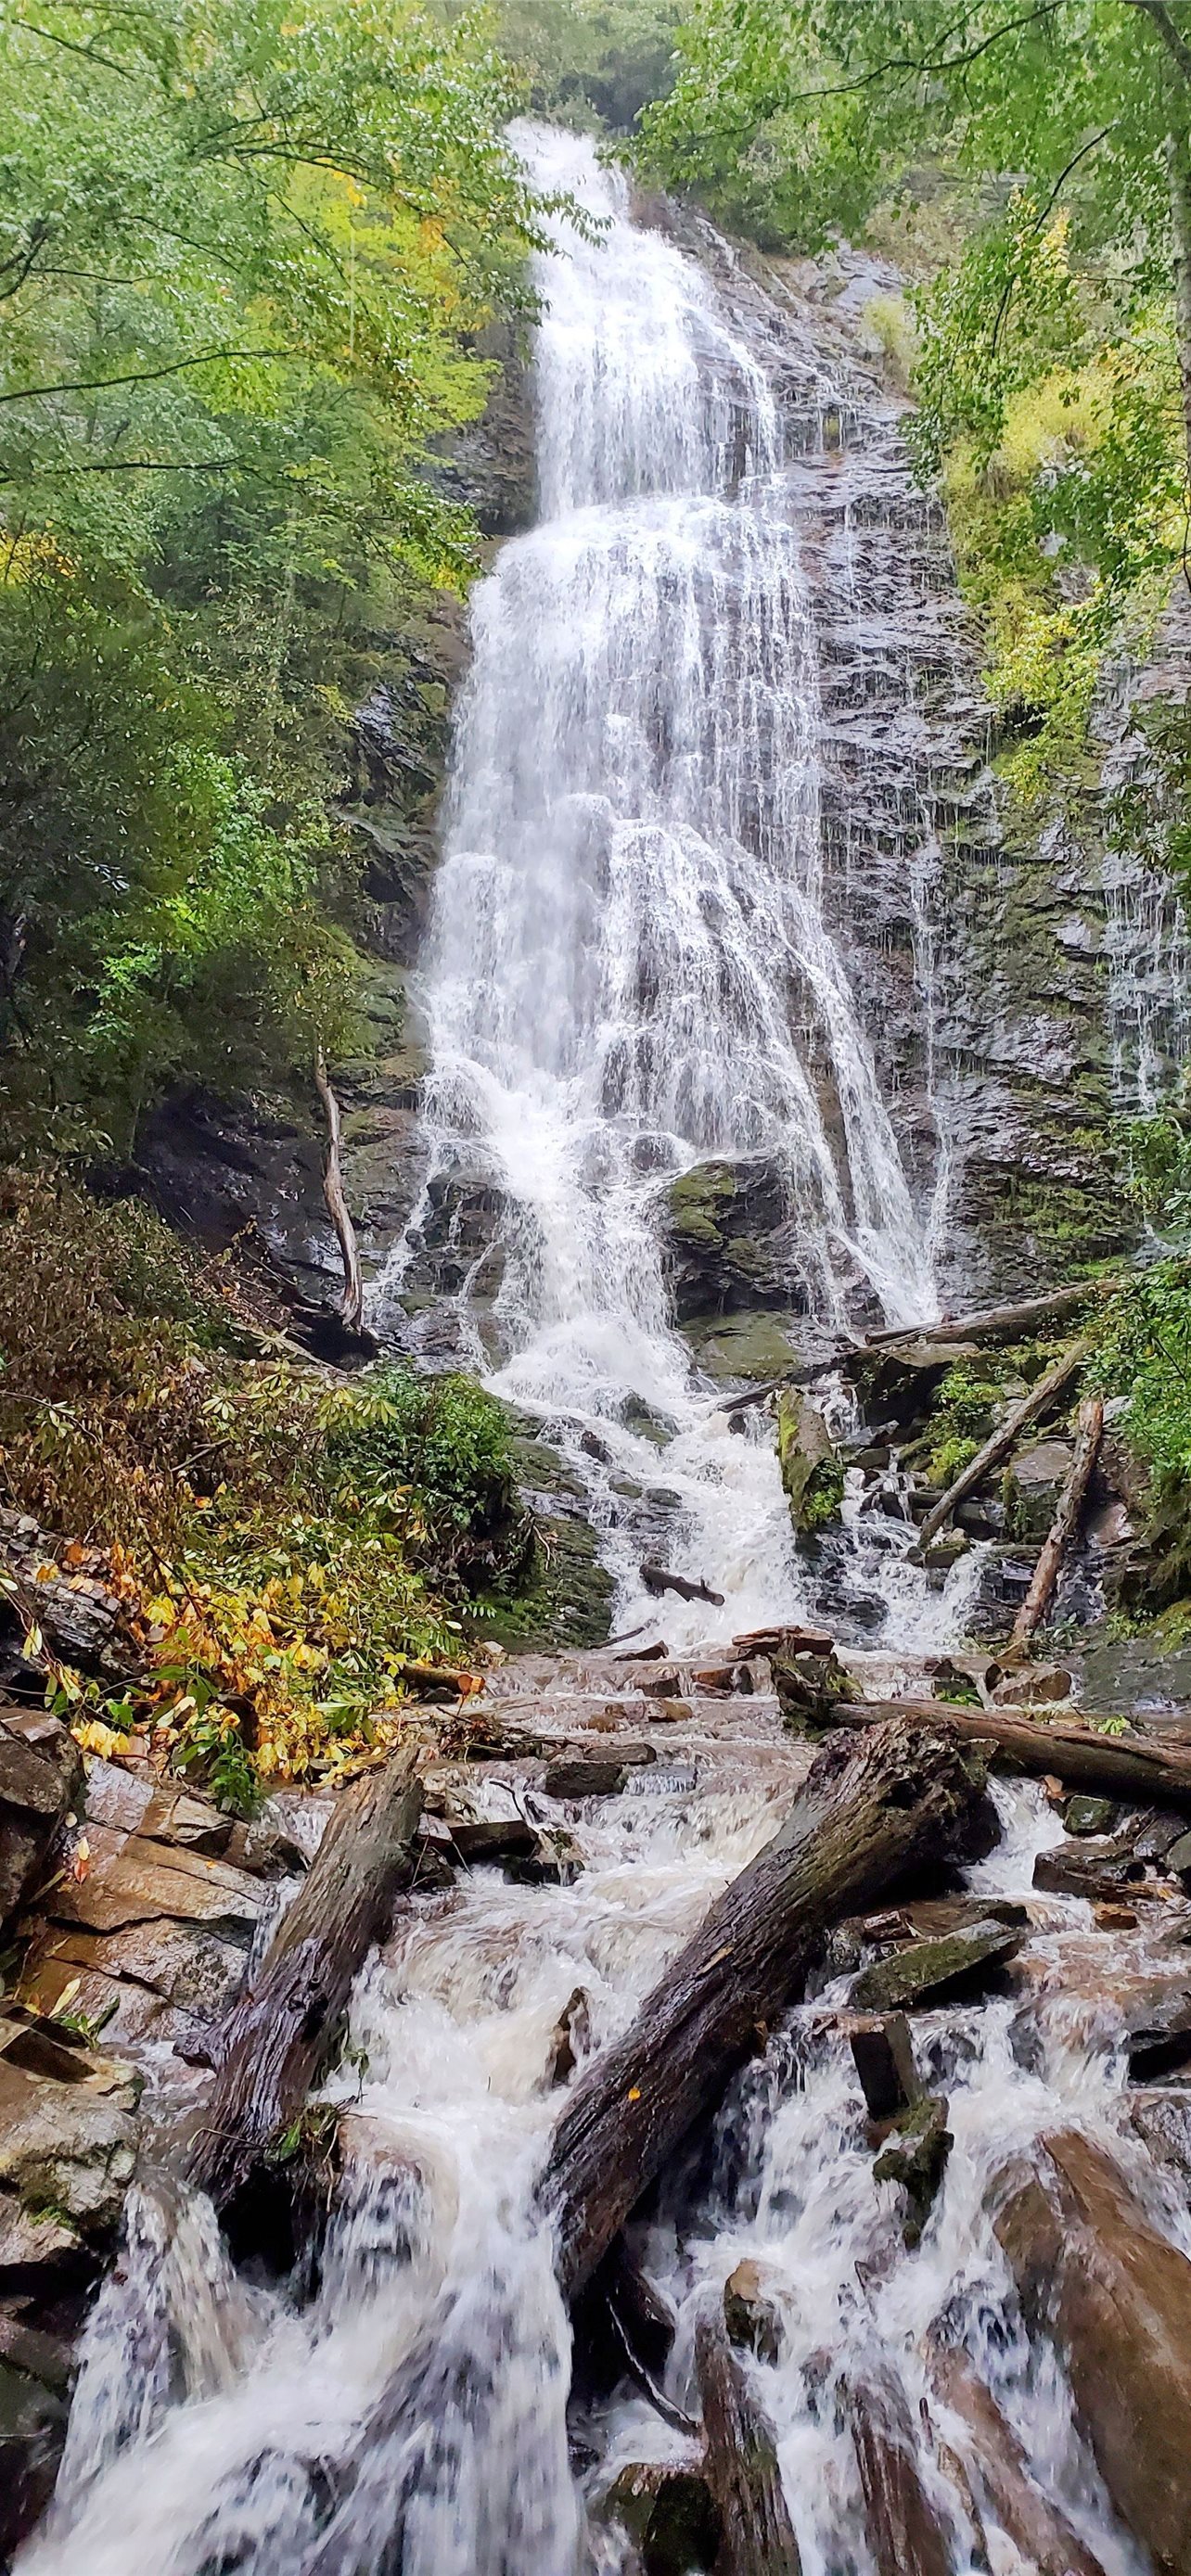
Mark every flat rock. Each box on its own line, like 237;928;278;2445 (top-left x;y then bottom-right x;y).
544;1744;657;1801
1033;1840;1147;1902
138;1787;233;1857
46;1843;267;1939
851;1919;1024;2013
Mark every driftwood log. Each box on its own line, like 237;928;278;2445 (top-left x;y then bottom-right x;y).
916;1339;1089;1549
864;1279;1119;1351
821;1698;1191;1812
540;1716;988;2302
696;2312;802;2574
314;1048;365;1333
1009;1393;1104;1651
641;1562;725;1607
185;1746;423;2212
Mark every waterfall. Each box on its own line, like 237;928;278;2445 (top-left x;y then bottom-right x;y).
377;125;944;1642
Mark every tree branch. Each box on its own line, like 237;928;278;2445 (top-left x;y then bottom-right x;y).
1124;0;1191;85
0;346;281;409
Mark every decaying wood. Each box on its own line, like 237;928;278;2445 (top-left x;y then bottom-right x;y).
641;1562;725;1606
696;2311;801;2574
848;2371;952;2576
185;1747;423;2211
1009;1394;1104;1651
540;1716;987;2302
821;1697;1191;1814
732;1623;834;1660
927;2337;1108;2576
916;1339;1090;1549
314;1048;365;1333
864;1279;1119;1351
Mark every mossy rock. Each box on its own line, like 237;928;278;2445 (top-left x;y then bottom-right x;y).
776;1391;843;1534
681;1310;802;1384
668;1161;739;1250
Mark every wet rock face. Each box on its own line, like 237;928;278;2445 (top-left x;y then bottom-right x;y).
776;1392;844;1533
666;1157;795;1320
0;1710;81;1936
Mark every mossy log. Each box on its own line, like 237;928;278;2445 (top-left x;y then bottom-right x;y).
696;2310;801;2575
916;1340;1090;1550
821;1698;1191;1813
540;1717;988;2302
864;1279;1119;1351
184;1746;423;2213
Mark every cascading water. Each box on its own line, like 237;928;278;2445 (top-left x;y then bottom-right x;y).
25;121;1191;2576
377;124;949;1647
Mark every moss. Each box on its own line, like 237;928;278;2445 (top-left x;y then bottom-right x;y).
776;1391;843;1534
667;1160;738;1250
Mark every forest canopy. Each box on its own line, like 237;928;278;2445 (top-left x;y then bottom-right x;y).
0;0;544;1151
646;1;1191;802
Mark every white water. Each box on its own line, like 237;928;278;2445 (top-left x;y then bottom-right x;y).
377;125;944;1647
27;1750;1190;2576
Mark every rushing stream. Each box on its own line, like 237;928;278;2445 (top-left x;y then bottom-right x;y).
20;123;1191;2576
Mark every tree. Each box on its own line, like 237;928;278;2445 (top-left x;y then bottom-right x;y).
0;0;544;1143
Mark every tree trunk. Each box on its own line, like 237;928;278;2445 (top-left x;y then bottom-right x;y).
540;1716;988;2302
926;2337;1108;2576
863;1279;1116;1351
821;1698;1191;1812
184;1747;423;2211
916;1339;1089;1549
1170;124;1191;486
1009;1394;1104;1652
696;2312;802;2575
314;1048;365;1333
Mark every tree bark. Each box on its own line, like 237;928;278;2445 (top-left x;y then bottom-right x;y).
314;1048;365;1333
916;1339;1089;1550
863;1280;1116;1351
184;1747;423;2210
926;2337;1108;2576
821;1697;1191;1812
1009;1394;1104;1652
1169;123;1191;486
696;2312;802;2575
540;1716;988;2302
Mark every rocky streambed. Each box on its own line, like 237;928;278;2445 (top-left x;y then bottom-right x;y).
3;1623;1191;2572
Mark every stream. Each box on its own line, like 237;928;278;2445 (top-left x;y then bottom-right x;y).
18;121;1191;2576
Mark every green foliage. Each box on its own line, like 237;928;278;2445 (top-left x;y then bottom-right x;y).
445;0;681;133
1091;1260;1191;1485
0;1168;536;1792
0;0;543;1146
646;0;1191;802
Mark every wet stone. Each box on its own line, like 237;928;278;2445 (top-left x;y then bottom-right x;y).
843;2011;921;2121
600;2460;721;2576
543;1745;656;1800
850;1919;1024;2013
1032;1840;1147;1902
723;2256;783;2365
873;2094;953;2248
1063;1795;1115;1838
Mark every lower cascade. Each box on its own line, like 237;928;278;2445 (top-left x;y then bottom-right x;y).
19;121;1191;2576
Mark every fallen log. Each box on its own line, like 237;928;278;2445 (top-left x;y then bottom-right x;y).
184;1746;423;2213
994;2129;1191;2576
696;2311;801;2574
916;1339;1090;1550
926;2336;1108;2576
1009;1394;1104;1651
641;1563;725;1607
540;1716;988;2302
864;1279;1119;1351
820;1697;1191;1813
847;2370;952;2576
314;1048;365;1333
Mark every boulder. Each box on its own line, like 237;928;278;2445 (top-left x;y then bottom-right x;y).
1062;1795;1115;1838
600;2460;721;2576
994;2128;1191;2574
1003;1439;1076;1544
0;2054;137;2283
0;2357;69;2562
723;2257;783;2365
850;1919;1023;2013
0;1709;82;1934
544;1745;656;1801
873;2094;952;2246
666;1156;789;1321
776;1392;843;1534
